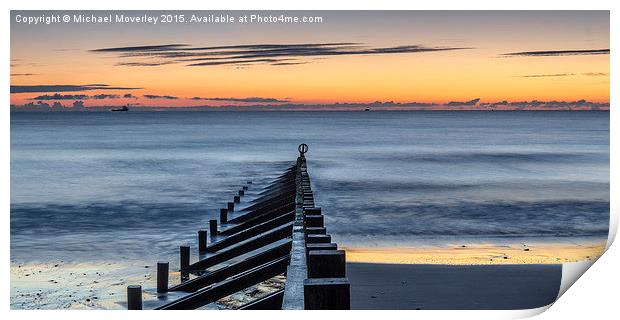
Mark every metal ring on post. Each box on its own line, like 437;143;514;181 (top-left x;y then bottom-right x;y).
298;143;308;157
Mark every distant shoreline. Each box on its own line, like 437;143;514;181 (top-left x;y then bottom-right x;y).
9;109;611;113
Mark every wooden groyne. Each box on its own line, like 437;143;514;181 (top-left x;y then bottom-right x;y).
126;144;350;310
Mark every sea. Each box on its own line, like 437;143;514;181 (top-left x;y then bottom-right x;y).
11;111;609;265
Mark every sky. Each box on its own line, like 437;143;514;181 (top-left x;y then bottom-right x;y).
10;11;610;110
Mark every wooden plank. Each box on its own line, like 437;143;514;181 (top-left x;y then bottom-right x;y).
207;211;295;252
220;206;294;236
170;240;292;292
236;289;285;310
253;184;296;202
229;194;295;224
185;222;294;271
157;256;290;310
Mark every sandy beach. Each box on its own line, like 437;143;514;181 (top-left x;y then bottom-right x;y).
10;261;284;310
343;242;605;265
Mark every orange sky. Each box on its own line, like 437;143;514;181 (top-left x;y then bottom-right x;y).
10;11;610;110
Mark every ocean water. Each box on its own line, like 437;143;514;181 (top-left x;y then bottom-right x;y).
11;111;609;264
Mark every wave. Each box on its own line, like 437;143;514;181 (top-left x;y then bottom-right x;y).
362;151;607;164
313;179;609;194
320;200;609;238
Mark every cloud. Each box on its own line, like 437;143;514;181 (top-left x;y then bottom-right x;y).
92;94;120;99
143;94;179;99
517;73;575;78
191;96;288;103
22;101;50;109
31;93;121;100
116;61;173;67
11;73;36;76
32;93;89;100
480;99;609;110
270;62;310;66
92;44;190;52
516;72;609;78
502;49;609;57
446;98;480;106
188;58;288;67
92;42;473;68
11;84;141;93
582;72;609;76
123;93;138;98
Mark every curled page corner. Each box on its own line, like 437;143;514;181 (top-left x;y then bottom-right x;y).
557;209;616;301
558;260;597;299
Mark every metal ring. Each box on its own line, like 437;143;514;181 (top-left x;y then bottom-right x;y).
298;143;308;155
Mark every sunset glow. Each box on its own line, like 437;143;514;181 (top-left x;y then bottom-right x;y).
10;11;610;110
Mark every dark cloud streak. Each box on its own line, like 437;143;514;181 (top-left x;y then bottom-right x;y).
518;73;575;78
143;94;179;99
91;44;190;52
92;43;473;68
11;84;141;94
502;49;609;57
582;72;608;76
447;98;480;106
32;93;123;100
191;96;288;103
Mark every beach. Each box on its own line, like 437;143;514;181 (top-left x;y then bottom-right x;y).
344;242;605;265
10;261;285;310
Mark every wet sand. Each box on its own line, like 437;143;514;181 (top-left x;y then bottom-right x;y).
10;261;284;310
343;242;605;265
347;262;562;310
10;261;147;309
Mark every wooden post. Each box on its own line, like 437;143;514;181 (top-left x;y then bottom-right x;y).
209;219;218;237
227;202;235;212
198;230;208;252
305;227;326;235
305;215;324;228
306;234;331;244
247;181;252;184
127;285;143;310
304;278;350;310
180;245;190;270
220;208;228;224
307;250;346;278
305;243;337;260
157;261;169;293
239;190;245;196
234;195;241;203
242;186;248;190
304;207;322;215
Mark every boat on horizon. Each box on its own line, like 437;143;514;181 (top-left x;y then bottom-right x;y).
111;106;129;112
